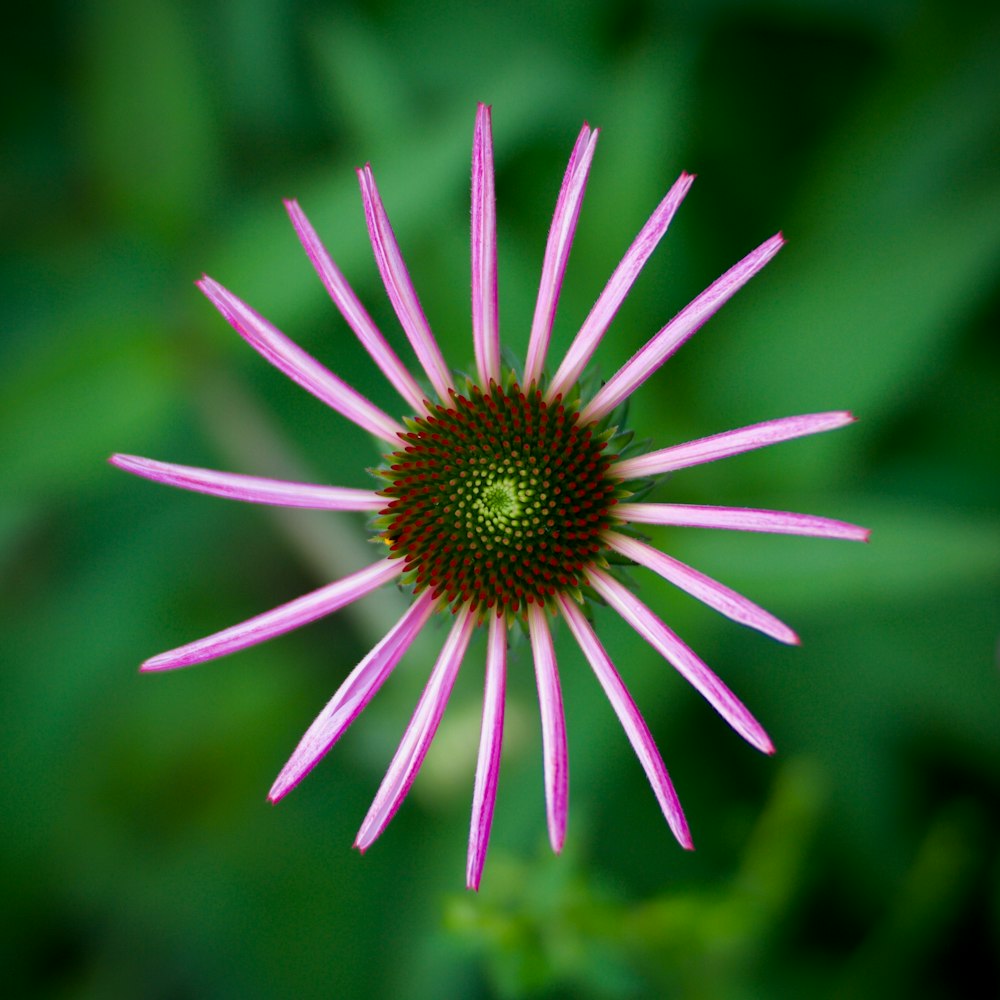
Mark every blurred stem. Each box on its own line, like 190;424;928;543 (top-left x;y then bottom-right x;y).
195;372;408;649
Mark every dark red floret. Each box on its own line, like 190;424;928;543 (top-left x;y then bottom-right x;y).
376;381;617;616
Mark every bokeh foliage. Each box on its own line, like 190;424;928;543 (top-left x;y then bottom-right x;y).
3;0;999;997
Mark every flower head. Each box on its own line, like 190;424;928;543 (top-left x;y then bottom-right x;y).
112;104;868;890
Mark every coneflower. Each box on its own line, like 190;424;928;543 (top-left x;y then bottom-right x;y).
111;103;867;890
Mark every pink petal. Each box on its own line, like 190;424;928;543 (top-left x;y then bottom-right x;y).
355;605;475;851
548;172;695;401
285;199;427;415
606;531;799;645
557;595;692;849
357;165;454;403
528;602;568;853
142;558;403;672
110;453;384;511
467;613;507;891
522;123;600;387
268;590;437;802
471;103;501;388
198;277;405;444
616;503;871;542
582;233;785;423
611;412;856;480
588;567;774;754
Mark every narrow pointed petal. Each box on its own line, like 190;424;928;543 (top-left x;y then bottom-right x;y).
616;503;871;542
611;412;856;480
606;532;798;645
467;614;508;890
471;103;501;388
269;591;437;802
548;173;695;401
588;567;774;754
557;595;692;849
523;124;600;387
582;233;785;423
143;559;403;673
355;606;475;851
357;165;454;402
285;199;427;414
527;603;568;853
110;454;385;511
198;277;405;444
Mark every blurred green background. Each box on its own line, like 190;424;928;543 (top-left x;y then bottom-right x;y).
4;0;999;996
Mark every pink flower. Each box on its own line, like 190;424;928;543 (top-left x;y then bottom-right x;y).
111;104;868;890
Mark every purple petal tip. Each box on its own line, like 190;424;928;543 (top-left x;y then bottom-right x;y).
268;777;294;803
140;648;197;671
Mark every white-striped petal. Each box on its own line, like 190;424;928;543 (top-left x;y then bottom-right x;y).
355;605;475;851
471;103;501;388
198;277;405;444
528;602;568;853
357;165;453;402
606;532;798;645
110;454;384;511
588;567;774;754
522;124;600;387
285;199;427;415
467;614;508;891
582;234;785;423
611;412;856;480
548;172;695;401
558;595;692;849
616;503;871;541
143;558;403;672
268;591;437;802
